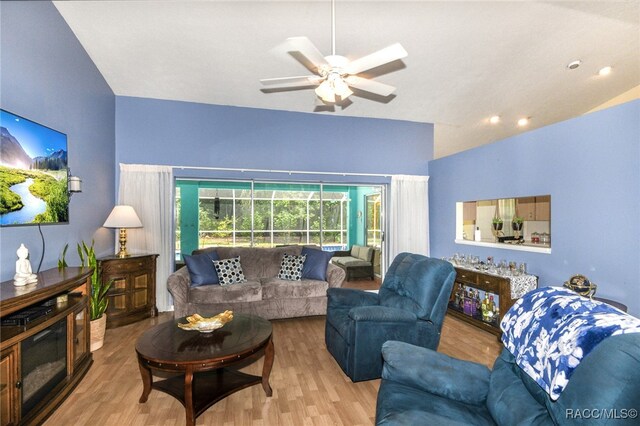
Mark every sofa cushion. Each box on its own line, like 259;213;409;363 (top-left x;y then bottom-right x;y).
349;245;373;262
497;350;550;407
487;351;553;426
358;246;373;261
333;256;371;267
213;256;246;286
277;254;306;281
183;251;220;286
189;280;262;304
376;380;496;426
261;277;329;300
301;246;333;281
211;246;304;280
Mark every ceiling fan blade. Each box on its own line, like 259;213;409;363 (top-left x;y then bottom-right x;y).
260;76;323;87
345;43;408;75
345;76;396;97
282;37;329;72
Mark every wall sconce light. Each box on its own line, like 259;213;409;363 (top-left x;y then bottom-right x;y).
68;169;82;195
69;176;82;194
103;205;143;258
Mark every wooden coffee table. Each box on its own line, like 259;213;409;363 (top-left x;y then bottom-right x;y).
135;313;274;426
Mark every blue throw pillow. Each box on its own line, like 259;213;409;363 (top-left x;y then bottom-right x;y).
301;247;334;281
183;251;220;286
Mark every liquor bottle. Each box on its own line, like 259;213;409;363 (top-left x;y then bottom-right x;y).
489;295;496;323
482;294;490;321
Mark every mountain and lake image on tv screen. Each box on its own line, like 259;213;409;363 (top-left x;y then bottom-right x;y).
0;109;69;226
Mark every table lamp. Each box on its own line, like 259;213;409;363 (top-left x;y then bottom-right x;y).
103;205;143;258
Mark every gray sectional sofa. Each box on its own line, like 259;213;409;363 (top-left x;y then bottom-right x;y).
167;245;346;320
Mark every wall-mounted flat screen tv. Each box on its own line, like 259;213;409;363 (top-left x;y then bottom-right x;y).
0;109;69;226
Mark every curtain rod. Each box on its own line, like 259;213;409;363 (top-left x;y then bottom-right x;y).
174;165;393;178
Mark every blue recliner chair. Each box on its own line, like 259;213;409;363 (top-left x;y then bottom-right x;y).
325;253;456;382
375;287;640;425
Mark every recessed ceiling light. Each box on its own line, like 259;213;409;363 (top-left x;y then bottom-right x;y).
598;66;612;76
517;118;530;127
567;60;582;70
489;115;500;124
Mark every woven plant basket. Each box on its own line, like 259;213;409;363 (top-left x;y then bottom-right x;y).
90;314;107;352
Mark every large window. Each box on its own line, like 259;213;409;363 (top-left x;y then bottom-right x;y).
175;180;370;260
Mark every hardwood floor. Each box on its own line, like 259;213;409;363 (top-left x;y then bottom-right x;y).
340;277;382;291
45;288;501;425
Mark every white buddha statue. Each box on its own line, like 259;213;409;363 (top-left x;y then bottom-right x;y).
14;244;38;286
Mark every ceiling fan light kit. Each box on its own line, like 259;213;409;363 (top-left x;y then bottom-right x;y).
260;0;407;107
315;72;353;103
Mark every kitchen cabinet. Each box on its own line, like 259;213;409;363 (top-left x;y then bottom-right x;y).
517;196;550;221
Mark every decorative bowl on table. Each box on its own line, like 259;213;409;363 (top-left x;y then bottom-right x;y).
177;310;234;333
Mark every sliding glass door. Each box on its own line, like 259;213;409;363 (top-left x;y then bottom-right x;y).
175;180;385;276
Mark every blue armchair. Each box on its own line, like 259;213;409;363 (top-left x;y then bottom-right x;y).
325;253;456;382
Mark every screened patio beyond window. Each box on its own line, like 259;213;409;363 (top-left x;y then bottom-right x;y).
175;181;382;262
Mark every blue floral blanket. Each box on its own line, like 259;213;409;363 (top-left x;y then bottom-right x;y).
500;286;640;400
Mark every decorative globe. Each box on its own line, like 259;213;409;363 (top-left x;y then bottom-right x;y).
564;274;597;298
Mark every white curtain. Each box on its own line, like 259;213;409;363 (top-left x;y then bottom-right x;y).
118;164;174;312
388;175;430;261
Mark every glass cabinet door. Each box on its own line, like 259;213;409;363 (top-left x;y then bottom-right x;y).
107;277;128;314
73;308;88;367
132;273;149;309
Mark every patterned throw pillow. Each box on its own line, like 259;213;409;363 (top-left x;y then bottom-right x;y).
212;256;246;286
278;254;307;281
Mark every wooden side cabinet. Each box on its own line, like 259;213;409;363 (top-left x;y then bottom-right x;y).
99;254;158;329
447;267;538;337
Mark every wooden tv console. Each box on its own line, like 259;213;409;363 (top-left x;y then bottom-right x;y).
0;267;93;426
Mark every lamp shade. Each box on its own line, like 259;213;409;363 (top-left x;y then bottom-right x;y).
103;205;143;228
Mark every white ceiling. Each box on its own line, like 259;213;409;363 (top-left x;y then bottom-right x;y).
53;1;640;158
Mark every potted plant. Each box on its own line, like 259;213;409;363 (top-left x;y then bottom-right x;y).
511;216;524;231
60;241;113;351
491;217;503;231
78;241;114;351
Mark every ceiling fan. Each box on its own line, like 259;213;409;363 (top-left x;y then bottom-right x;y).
260;0;408;105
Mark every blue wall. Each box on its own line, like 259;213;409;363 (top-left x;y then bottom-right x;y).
429;100;640;317
115;96;433;182
0;1;116;280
